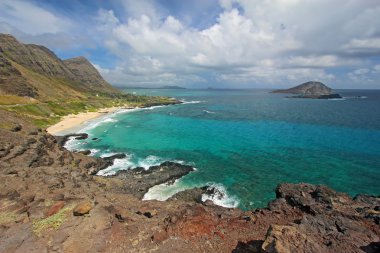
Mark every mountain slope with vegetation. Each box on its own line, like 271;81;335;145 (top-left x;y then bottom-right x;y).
0;34;117;99
0;34;178;128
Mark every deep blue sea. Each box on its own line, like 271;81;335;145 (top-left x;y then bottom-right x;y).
65;89;380;210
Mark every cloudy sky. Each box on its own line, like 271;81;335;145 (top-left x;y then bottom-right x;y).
1;0;380;89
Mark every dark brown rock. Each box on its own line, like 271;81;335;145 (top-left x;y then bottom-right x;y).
113;161;194;199
11;124;22;132
168;187;206;203
261;225;327;253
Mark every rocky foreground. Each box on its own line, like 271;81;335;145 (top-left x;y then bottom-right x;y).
0;111;379;252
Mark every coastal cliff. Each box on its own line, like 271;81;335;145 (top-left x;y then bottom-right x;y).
273;81;342;99
0;116;379;252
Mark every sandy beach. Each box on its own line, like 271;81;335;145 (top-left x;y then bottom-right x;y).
46;106;122;135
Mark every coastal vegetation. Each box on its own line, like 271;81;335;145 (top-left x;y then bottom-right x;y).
32;204;75;236
0;34;178;128
0;94;177;128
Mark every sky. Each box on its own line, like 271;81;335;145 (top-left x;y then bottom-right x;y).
1;0;380;89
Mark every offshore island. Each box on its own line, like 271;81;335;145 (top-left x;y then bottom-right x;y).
0;34;379;253
272;81;342;99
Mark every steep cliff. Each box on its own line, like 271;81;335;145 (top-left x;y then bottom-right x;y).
0;34;119;99
64;56;118;93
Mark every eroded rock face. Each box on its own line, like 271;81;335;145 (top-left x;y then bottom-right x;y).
263;183;380;253
262;225;326;253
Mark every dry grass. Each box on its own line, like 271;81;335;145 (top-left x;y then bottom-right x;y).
0;211;18;225
0;95;37;105
32;204;75;236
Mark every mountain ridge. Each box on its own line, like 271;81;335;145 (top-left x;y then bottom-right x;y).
0;33;118;99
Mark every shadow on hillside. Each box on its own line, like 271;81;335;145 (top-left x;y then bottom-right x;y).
232;240;263;253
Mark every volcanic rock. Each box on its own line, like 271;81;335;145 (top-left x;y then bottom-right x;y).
273;81;342;99
73;201;93;216
113;161;194;199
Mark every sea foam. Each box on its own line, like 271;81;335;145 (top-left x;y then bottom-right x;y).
201;183;240;208
142;179;188;201
180;100;204;104
96;154;172;176
143;181;240;209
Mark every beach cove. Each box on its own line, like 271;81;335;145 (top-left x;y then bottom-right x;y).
46;107;122;135
61;88;380;210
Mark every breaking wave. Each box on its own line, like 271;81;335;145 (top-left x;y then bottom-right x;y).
201;183;240;208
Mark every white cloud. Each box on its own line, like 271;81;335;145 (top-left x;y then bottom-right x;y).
120;0;165;24
0;0;72;35
353;68;370;75
343;38;380;53
113;15;186;56
287;55;339;68
0;22;85;50
218;67;335;86
99;8;303;86
96;9;120;31
348;67;379;84
373;65;380;73
95;62;206;87
94;0;380;87
2;0;380;88
287;55;364;68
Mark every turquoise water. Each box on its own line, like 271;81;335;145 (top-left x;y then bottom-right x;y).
66;89;380;209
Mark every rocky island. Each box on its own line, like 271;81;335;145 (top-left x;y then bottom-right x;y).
0;34;379;252
273;81;342;99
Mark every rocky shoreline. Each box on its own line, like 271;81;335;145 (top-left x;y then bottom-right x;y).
58;133;197;199
0;114;379;252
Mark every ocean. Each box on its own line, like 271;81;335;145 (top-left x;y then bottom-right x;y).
65;89;380;210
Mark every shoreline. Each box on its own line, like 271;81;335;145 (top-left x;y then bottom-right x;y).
1;103;379;252
46;106;123;135
46;100;183;136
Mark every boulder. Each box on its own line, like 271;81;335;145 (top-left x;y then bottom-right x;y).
73;201;93;216
78;150;91;155
168;187;206;203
